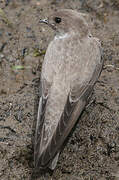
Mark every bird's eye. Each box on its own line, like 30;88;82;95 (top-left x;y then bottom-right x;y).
54;17;62;23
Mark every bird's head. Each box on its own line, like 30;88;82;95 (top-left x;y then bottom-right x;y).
40;9;90;37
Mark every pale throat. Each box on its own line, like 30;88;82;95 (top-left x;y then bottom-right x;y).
54;32;70;40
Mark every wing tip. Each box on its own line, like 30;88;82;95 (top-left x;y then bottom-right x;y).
34;149;59;170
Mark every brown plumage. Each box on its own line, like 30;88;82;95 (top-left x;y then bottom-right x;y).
34;9;103;170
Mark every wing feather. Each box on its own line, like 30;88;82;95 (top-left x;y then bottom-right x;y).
34;56;103;169
34;79;51;167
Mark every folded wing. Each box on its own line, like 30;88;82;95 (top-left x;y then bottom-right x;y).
34;54;103;169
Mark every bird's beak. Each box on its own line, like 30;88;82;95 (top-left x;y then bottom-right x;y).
39;19;48;24
40;18;56;31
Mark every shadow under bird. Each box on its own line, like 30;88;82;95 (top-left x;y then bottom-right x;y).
34;9;103;170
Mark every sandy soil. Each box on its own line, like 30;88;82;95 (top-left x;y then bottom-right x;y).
0;0;119;179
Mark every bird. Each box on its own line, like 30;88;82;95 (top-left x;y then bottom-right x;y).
34;9;103;170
